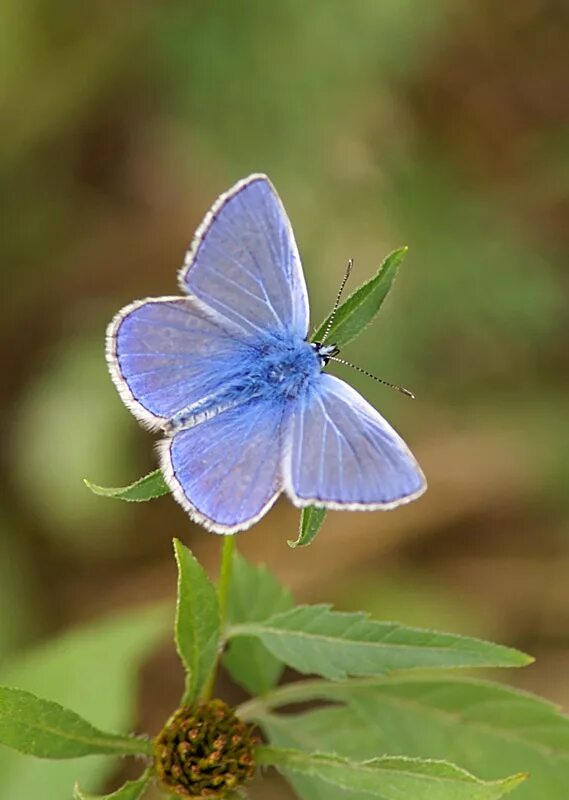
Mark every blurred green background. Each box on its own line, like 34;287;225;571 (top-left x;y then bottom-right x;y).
1;1;568;798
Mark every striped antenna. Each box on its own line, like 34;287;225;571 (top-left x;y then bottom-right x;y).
328;356;415;399
320;258;353;343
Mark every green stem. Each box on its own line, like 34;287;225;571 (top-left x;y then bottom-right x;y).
218;535;236;631
201;536;236;701
236;676;389;721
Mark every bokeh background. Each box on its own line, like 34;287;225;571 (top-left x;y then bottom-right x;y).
1;2;568;798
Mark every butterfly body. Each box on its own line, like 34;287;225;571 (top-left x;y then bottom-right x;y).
253;333;321;400
161;326;322;435
107;174;426;533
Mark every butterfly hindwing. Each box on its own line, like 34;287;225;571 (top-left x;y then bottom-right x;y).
179;175;310;339
160;398;286;534
285;374;426;509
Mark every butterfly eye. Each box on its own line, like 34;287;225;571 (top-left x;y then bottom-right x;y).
312;342;340;367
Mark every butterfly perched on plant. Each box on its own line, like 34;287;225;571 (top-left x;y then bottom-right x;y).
106;175;426;534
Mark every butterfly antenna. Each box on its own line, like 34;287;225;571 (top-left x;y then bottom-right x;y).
320;258;353;343
327;356;415;399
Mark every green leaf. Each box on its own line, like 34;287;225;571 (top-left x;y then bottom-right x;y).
260;707;382;800
74;773;151;799
223;553;294;695
228;605;532;680
256;746;525;800
0;687;152;759
84;469;169;502
260;701;370;748
173;539;220;704
256;676;569;800
289;506;327;548
348;678;569;763
311;247;407;348
0;604;167;797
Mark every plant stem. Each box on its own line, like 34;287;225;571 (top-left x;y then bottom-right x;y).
218;535;236;631
201;535;236;701
236;676;389;721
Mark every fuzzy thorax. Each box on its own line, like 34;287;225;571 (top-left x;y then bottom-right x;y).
167;333;322;432
251;333;322;401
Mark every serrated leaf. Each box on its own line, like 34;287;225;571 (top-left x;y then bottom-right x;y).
0;604;168;799
260;707;385;800
349;678;569;762
0;687;152;759
173;539;220;704
348;677;569;800
256;676;569;800
289;506;327;548
74;773;151;799
256;746;525;800
223;553;294;695
228;605;532;680
84;469;169;502
311;247;407;348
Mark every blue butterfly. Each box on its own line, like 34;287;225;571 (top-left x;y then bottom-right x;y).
107;175;426;534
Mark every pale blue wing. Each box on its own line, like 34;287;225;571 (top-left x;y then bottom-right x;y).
179;174;309;339
107;296;255;430
285;374;426;509
160;398;286;534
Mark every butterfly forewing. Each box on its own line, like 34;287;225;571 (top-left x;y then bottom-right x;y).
179;175;310;339
107;296;254;430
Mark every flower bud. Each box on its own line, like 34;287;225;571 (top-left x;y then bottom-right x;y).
154;700;258;798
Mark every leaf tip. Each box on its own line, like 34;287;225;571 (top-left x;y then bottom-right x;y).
519;651;536;666
505;772;529;791
391;245;409;264
83;477;102;495
503;645;535;667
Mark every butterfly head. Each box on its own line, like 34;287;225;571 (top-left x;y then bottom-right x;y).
312;341;340;368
